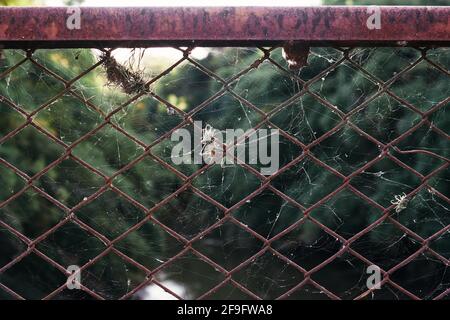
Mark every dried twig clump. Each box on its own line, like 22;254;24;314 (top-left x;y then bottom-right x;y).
101;53;150;95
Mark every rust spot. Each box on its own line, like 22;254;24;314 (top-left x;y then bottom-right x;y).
44;21;59;39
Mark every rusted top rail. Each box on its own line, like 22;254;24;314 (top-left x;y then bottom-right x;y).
0;6;449;48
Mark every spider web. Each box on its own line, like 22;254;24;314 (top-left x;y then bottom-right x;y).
0;45;448;300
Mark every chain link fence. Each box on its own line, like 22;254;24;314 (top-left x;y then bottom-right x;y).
0;7;449;300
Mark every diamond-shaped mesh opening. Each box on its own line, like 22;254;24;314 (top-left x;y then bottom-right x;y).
394;125;449;175
311;252;371;299
0;58;66;112
32;49;100;81
152;189;224;240
114;219;184;270
233;251;304;299
0;163;26;202
36;222;107;266
0;100;26;139
428;102;449;135
0;125;65;176
193;92;263;131
391;188;450;239
350;220;423;270
0;188;66;239
390;60;449;112
232;189;303;239
82;252;147;299
0;228;27;269
272;158;343;207
153;252;226;299
269;93;342;145
350;93;422;144
310;125;381;176
36;158;105;207
75;190;146;240
309;62;379;113
350;47;420;82
193;165;262;208
272;219;343;271
33;94;104;144
193;47;264;81
192;221;263;270
350;157;422;208
242;124;304;173
150;122;203;177
310;189;383;239
110;96;185;143
112;155;183;209
390;252;450;299
0;253;67;299
153;60;222;113
229;60;304;113
72;125;145;176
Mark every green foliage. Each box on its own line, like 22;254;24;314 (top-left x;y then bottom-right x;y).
144;45;448;298
0;0;449;299
0;0;37;5
0;49;181;299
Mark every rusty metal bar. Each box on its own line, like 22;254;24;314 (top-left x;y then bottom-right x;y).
0;6;449;299
0;6;449;48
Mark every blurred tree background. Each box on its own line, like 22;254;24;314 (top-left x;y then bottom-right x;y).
0;0;449;299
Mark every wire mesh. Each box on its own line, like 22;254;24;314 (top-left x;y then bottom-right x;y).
0;44;449;300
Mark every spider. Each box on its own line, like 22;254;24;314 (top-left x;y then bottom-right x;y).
200;124;216;146
200;124;225;166
391;192;409;213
